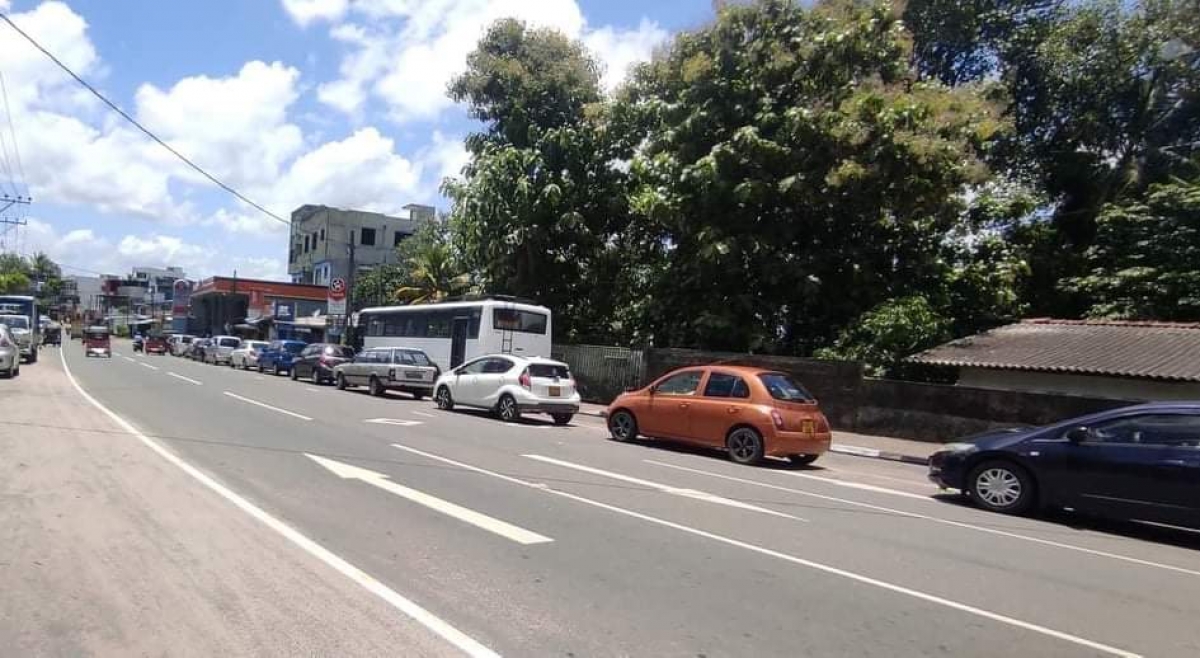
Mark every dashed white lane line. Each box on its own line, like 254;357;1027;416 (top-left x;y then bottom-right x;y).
254;376;265;381
306;454;552;546
522;454;804;521
787;470;932;501
305;387;322;393
365;418;423;427
139;362;160;371
394;443;1138;658
168;372;203;386
58;350;499;658
223;391;313;421
123;356;136;363
411;411;436;418
646;460;1200;578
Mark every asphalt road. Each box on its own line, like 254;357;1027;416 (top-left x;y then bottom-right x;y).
43;339;1200;657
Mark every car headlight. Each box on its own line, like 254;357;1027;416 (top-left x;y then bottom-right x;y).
941;442;978;453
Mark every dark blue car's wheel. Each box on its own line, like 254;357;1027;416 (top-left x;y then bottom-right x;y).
968;460;1036;515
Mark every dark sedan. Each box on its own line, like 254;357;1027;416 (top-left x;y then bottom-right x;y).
290;343;355;385
929;402;1200;528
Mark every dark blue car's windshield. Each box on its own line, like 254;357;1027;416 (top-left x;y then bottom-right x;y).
284;343;305;354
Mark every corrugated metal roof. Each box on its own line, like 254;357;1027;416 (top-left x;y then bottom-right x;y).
908;319;1200;382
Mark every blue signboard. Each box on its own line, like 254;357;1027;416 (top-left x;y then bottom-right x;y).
274;302;294;321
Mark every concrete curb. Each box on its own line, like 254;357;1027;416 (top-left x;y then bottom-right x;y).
829;444;930;466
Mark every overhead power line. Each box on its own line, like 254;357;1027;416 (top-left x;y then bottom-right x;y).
0;68;26;198
0;11;290;227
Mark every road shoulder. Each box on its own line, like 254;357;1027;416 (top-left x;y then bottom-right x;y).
0;348;455;657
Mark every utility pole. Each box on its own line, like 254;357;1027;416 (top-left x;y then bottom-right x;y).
345;231;356;346
0;194;30;253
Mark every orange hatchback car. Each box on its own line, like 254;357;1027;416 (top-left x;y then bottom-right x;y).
605;365;832;465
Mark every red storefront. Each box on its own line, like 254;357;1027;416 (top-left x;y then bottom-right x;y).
189;277;327;338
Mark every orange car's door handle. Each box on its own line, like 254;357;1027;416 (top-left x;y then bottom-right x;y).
727;407;739;414
678;402;690;409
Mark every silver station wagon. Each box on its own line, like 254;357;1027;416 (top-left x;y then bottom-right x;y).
333;347;440;399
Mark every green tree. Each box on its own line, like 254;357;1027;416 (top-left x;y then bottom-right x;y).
815;295;953;377
903;0;1062;86
445;18;634;343
393;218;473;304
0;270;30;294
616;0;1004;352
1064;177;1200;319
1000;0;1200;313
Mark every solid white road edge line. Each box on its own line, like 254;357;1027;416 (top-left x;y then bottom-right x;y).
523;454;805;521
222;391;313;421
394;443;1140;658
412;411;436;418
646;459;1200;579
139;362;159;371
58;348;499;658
168;372;202;386
306;454;552;545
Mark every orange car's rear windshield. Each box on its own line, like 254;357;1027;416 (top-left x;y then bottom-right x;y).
757;373;814;402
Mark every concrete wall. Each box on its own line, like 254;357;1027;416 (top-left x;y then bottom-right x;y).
642;348;865;429
851;378;1133;442
957;368;1200;401
565;345;1145;443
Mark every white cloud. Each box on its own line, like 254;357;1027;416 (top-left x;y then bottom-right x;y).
25;218;288;280
268;127;421;215
280;0;349;27
308;0;665;121
583;19;668;91
134;61;305;189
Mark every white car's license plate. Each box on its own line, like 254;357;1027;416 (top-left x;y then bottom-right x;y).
548;386;560;397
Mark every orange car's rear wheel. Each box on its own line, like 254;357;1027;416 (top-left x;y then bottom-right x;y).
727;427;765;465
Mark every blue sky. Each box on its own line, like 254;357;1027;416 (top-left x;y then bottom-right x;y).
0;0;712;281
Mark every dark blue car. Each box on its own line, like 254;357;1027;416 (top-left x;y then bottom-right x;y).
257;340;307;375
929;402;1200;528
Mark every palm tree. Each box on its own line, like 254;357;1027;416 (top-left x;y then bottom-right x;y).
392;239;473;304
29;252;60;280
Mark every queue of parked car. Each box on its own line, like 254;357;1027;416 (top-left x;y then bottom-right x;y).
154;333;1197;531
162;335;587;428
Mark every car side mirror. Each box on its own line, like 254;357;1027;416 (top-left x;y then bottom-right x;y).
1065;426;1091;444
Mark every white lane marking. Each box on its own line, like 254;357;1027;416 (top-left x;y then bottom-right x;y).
139;362;160;371
395;443;1138;658
787;471;932;501
365;418;424;427
305;387;322;393
522;454;804;522
648;460;1200;579
113;351;122;357
412;411;436;418
254;376;265;381
223;392;313;421
123;356;136;363
306;454;551;546
59;350;499;658
168;372;202;386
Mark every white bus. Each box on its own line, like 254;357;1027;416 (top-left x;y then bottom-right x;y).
357;298;552;371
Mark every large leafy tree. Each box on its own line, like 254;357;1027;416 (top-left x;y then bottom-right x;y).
615;0;1004;352
903;0;1062;86
393;218;473;305
1064;178;1200;319
444;18;634;343
1001;0;1200;313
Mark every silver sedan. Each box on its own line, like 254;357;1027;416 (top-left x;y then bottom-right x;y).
0;325;20;378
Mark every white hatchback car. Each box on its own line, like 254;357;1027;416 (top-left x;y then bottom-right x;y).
434;354;580;424
229;340;269;369
0;325;19;377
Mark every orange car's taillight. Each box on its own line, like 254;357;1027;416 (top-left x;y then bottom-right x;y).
770;409;785;429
